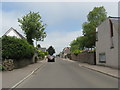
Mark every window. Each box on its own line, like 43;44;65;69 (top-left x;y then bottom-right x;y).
110;37;114;49
109;19;114;49
96;32;98;41
96;28;98;41
99;53;106;63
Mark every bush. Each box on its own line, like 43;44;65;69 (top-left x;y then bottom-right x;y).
73;49;83;56
2;36;35;60
37;50;48;59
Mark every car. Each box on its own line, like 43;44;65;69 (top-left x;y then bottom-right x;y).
47;55;55;62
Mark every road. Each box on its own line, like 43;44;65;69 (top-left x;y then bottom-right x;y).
16;58;118;88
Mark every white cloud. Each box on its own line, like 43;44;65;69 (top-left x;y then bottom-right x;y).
1;11;25;36
38;30;82;54
1;2;119;54
0;4;2;36
1;0;119;2
4;2;118;26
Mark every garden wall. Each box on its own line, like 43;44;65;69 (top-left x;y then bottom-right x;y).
70;52;96;65
13;58;33;69
2;54;38;70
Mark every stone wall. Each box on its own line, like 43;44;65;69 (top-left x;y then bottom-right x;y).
70;52;96;65
13;58;33;69
2;55;38;70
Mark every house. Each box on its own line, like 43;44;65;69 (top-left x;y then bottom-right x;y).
4;27;25;39
61;47;71;58
96;17;120;69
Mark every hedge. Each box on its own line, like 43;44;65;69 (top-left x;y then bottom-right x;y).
2;36;35;60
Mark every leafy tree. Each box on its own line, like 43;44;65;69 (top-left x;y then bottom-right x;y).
18;11;46;45
82;6;107;47
70;6;107;54
70;36;87;54
82;22;96;48
76;36;87;49
87;6;107;27
70;39;79;52
47;46;55;55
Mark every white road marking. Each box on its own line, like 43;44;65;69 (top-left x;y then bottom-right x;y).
9;62;46;90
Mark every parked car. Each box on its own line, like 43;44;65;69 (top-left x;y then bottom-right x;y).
47;55;55;62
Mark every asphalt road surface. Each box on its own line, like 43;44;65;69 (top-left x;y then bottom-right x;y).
16;58;118;88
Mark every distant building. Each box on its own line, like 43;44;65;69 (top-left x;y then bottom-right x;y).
96;17;120;69
4;27;25;39
63;47;70;55
61;47;71;58
38;47;46;52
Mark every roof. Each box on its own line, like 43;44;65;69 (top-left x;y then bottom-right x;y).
97;17;120;30
109;17;120;31
4;27;25;39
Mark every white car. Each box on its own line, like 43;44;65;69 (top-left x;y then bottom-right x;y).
47;55;55;62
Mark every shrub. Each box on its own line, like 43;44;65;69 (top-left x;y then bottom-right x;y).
73;49;83;56
2;36;35;60
37;50;48;59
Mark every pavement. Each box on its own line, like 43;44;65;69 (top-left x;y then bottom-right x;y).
2;60;46;88
63;58;120;79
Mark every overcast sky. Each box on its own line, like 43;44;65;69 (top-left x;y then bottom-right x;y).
0;1;119;54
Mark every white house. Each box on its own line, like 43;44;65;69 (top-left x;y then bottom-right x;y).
4;27;25;39
96;17;120;69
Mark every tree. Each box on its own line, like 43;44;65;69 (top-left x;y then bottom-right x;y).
82;6;107;47
87;6;107;27
47;46;55;56
70;36;87;54
70;6;107;54
18;11;46;45
82;22;96;48
70;39;79;52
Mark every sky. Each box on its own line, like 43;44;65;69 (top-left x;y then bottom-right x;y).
0;1;119;54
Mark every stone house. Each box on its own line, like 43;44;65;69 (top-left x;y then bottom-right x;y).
96;17;120;69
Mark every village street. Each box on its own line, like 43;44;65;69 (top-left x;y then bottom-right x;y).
9;58;118;88
1;1;119;90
